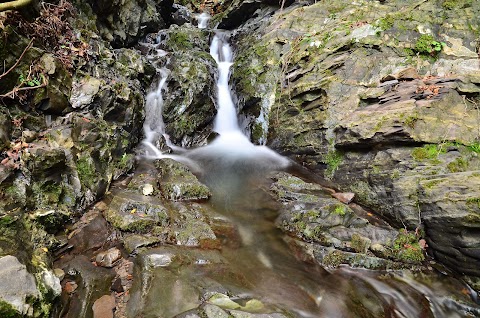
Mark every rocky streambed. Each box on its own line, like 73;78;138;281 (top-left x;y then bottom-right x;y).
0;0;480;317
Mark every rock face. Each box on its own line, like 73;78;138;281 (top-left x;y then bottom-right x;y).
0;255;43;317
229;0;480;291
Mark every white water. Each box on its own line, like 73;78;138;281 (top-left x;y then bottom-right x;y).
196;12;210;29
141;31;290;176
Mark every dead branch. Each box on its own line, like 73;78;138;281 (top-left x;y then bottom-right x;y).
0;73;47;99
0;0;34;12
0;37;33;80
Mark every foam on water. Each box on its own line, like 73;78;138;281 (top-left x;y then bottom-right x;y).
141;30;290;177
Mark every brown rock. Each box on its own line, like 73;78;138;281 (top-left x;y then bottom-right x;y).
92;295;116;318
64;281;78;294
332;192;355;204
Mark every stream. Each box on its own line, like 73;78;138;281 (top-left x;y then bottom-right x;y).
54;19;480;318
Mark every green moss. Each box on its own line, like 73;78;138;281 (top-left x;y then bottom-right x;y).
331;204;347;216
0;300;21;318
324;149;343;178
467;142;480;153
322;250;348;267
466;197;480;209
392;229;424;263
167;31;193;50
442;0;473;9
391;169;400;179
411;144;442;161
447;157;468;172
404;114;418;128
376;15;394;30
351;233;370;253
251;122;265;142
423;179;445;189
76;156;96;189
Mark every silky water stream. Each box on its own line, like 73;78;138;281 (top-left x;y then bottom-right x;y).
136;29;480;318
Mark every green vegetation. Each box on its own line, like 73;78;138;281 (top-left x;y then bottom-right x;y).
167;31;193;50
0;300;20;318
324;149;343;178
447;157;468;172
404;114;418;128
442;0;473;10
332;204;347;216
376;15;394;30
467;142;480;153
466;197;480;208
76;156;96;189
411;144;444;162
414;34;445;57
392;229;424;263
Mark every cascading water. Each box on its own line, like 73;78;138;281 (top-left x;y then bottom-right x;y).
141;30;290;183
136;25;480;318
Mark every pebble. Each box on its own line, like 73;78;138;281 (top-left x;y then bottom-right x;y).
332;192;355;204
92;295;116;318
53;268;65;281
96;247;122;268
64;281;78;294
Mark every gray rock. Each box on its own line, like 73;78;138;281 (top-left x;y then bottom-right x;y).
123;234;161;254
0;255;39;315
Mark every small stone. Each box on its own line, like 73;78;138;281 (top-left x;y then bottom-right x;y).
396;67;419;80
64;281;78;294
92;294;116;318
96;248;122;268
142;183;154;196
208;293;241;310
53;268;65;281
111;277;124;293
331;192;355;204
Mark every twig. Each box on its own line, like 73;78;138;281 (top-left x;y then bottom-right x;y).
0;73;47;99
0;37;33;80
0;0;33;12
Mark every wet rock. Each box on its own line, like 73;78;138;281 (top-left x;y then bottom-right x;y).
331;192;355;204
143;25;217;147
92;294;115;318
229;0;480;289
87;0;164;47
34;53;73;115
126;247;227;318
0;110;12;151
0;255;39;316
66;210;114;259
271;172;421;267
54;268;65;281
70;76;102;109
95;248;122;268
103;189;169;233
64;281;78;294
157;159;211;201
123;234;160;254
61;256;115;318
172;203;219;248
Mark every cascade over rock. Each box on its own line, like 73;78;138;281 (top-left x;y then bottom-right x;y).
1;0;480;316
229;0;480;291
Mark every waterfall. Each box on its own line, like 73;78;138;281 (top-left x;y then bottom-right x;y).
141;28;290;178
196;12;210;29
209;34;240;134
